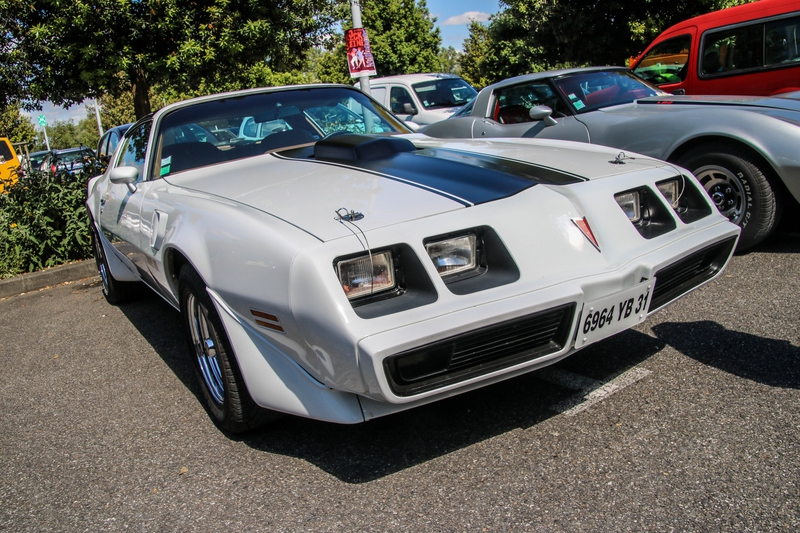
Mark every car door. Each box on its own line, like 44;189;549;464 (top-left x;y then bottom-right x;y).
98;121;157;285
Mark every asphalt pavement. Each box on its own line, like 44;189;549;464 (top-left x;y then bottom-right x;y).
1;219;798;532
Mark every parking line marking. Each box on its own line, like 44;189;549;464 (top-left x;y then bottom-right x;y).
537;366;652;417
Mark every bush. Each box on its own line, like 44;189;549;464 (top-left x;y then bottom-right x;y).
0;162;99;278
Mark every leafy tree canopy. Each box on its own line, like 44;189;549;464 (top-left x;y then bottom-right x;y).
4;0;339;119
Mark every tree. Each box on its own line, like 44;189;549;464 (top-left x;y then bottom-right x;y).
438;46;461;75
0;104;36;144
459;21;493;89
6;0;339;119
316;0;442;83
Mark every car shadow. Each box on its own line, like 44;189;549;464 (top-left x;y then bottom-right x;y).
651;321;799;389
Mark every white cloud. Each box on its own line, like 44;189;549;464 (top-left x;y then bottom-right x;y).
441;11;491;26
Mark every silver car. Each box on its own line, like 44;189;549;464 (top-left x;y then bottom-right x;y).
423;66;800;250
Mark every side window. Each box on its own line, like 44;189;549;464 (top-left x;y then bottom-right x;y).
765;15;800;66
390;87;414;114
115;122;151;179
701;24;763;75
633;35;691;84
369;87;387;107
107;131;121;156
494;82;567;123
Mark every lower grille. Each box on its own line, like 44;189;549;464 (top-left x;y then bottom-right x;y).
384;303;576;397
649;236;737;312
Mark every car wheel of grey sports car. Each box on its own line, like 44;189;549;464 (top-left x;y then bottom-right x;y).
676;144;780;251
179;265;277;433
91;226;141;304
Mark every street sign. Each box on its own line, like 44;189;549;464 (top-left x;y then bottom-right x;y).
37;115;47;127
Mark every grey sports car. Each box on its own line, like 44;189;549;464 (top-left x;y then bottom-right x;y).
423;67;800;250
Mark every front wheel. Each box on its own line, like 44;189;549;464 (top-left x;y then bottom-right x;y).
676;143;781;251
178;265;277;433
91;226;141;304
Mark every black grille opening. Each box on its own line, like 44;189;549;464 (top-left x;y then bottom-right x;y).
649;236;737;312
383;303;576;397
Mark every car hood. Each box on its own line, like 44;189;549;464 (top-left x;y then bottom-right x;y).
164;135;673;241
636;90;800;112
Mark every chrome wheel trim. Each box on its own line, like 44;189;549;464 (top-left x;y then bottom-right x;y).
93;234;111;294
186;293;225;404
694;164;745;225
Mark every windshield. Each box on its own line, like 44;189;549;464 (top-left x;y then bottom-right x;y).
156;87;408;177
412;77;478;109
552;70;665;113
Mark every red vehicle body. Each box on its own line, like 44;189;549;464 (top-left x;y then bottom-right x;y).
631;0;800;95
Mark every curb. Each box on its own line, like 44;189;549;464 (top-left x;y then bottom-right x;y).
0;260;99;299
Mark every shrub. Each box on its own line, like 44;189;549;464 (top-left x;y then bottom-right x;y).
0;162;99;279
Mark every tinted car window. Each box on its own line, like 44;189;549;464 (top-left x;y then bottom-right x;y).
765;15;800;66
116;122;152;179
634;35;691;84
554;70;663;113
412;78;478;109
493;81;569;121
0;139;13;161
702;23;763;75
390;87;414;113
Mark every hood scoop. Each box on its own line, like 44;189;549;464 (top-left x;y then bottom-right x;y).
314;134;417;162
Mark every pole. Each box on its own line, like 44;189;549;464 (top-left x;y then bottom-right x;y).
43;127;51;152
94;99;103;136
351;0;371;96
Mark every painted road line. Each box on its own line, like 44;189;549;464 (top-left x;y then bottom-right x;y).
537;366;653;417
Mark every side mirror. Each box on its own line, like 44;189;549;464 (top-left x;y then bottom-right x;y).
671;89;686;95
529;105;557;126
110;165;139;193
402;102;418;115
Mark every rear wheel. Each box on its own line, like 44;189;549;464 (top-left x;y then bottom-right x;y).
676;143;781;251
178;265;277;433
91;226;141;304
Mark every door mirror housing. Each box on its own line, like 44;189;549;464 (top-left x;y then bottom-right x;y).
109;166;139;193
529;105;557;126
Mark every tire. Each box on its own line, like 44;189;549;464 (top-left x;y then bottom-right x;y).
676;143;781;251
178;265;277;433
91;226;141;304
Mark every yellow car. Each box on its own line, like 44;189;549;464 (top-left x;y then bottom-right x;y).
0;137;21;193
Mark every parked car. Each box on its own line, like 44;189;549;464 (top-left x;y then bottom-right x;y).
0;137;21;192
27;150;50;172
88;84;739;433
423;66;800;250
363;73;478;126
630;0;800;96
97;124;131;164
42;147;95;175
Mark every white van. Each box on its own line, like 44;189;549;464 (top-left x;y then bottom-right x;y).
362;73;478;126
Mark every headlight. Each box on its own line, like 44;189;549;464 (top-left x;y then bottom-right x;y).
656;178;681;208
336;250;396;300
425;234;477;277
614;191;642;223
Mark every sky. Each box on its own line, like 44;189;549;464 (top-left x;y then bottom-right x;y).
25;1;503;126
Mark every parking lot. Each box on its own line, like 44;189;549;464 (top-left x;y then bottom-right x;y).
1;219;798;532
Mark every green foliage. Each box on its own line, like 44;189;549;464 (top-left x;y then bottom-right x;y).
36;115;101;152
5;0;340;118
0;104;37;144
459;21;493;89
0;163;99;278
438;46;461;75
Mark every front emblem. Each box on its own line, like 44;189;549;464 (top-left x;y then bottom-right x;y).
572;217;601;252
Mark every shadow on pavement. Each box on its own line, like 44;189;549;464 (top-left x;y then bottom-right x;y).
652;321;799;389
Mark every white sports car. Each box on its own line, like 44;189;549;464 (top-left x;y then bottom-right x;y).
88;84;739;432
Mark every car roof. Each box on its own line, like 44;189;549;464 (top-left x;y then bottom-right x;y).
482;66;629;91
369;73;463;85
657;0;799;35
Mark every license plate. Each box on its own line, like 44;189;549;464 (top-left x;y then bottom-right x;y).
575;280;653;348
